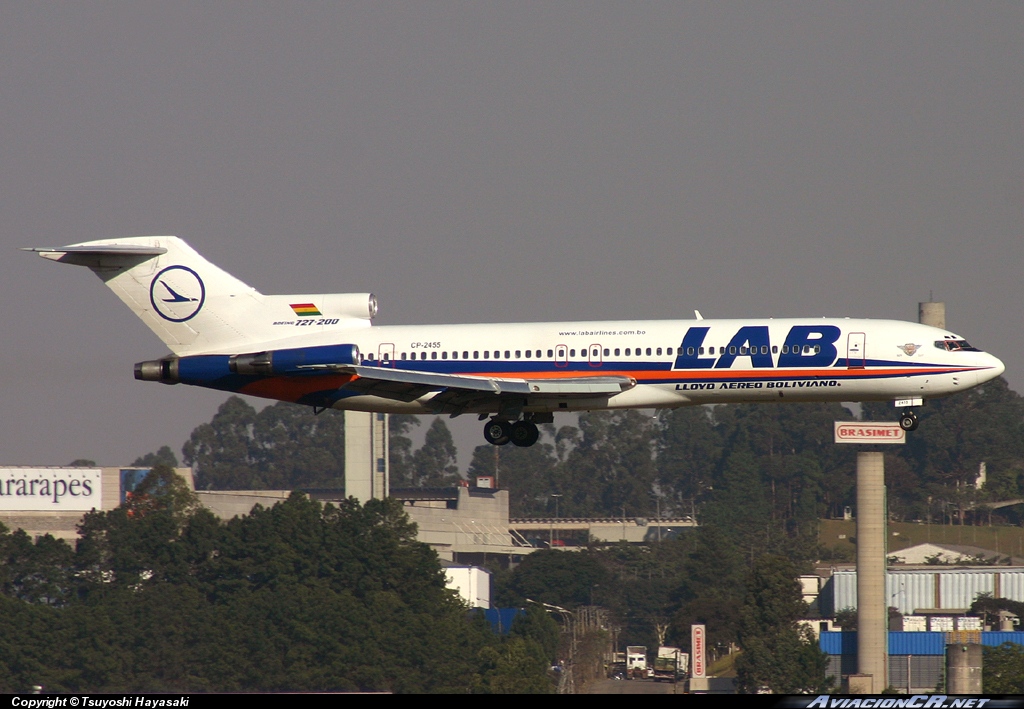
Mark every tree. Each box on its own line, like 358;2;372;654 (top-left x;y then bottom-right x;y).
504;550;609;609
182;397;346;490
388;415;421;487
466;439;558;516
131;446;179;468
983;643;1024;693
656;406;721;514
554;411;657;517
735;555;830;693
411;418;461;487
182;397;260;489
478;636;554;694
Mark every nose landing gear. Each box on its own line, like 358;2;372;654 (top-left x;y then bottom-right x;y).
898;410;919;431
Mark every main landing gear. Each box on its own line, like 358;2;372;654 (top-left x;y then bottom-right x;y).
483;417;541;447
898;409;919;431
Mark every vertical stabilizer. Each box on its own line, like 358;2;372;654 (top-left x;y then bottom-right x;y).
28;236;265;355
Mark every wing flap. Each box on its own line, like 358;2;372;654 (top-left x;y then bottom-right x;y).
313;364;635;401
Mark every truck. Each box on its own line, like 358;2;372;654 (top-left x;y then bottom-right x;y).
626;646;647;679
653;646;688;682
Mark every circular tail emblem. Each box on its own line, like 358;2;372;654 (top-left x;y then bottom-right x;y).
150;266;205;322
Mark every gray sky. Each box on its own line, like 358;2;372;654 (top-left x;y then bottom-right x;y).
2;3;1022;468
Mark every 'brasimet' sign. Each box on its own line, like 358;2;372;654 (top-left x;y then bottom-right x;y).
833;422;906;444
0;468;102;511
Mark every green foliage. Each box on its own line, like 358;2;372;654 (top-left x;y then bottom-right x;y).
656;406;721;511
0;529;74;607
388;414;421;487
504;549;609;608
477;636;554;694
983;643;1024;693
467;439;558;516
864;377;1024;521
182;396;347;490
0;493;511;693
131;446;179;468
509;605;561;663
552;411;658;518
970;593;1024;629
411;418;462;487
735;555;831;694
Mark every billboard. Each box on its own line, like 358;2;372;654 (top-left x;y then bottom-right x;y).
0;468;102;511
833;422;906;444
691;624;706;678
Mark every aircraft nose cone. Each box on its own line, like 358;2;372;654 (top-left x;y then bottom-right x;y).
980;354;1005;383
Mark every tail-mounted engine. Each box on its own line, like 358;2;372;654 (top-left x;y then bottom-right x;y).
135;344;360;384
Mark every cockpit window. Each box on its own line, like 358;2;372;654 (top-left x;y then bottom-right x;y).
934;340;981;352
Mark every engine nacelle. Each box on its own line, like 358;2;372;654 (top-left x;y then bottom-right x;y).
135;344;360;383
229;344;360;376
269;293;378;321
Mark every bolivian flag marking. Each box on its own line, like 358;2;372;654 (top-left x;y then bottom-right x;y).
290;303;321;317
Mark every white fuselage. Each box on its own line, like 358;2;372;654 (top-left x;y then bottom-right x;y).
274;317;1004;415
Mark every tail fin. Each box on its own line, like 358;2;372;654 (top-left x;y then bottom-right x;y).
28;236;377;355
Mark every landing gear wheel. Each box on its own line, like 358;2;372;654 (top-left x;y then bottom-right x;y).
899;411;919;431
484;419;512;446
510;420;540;447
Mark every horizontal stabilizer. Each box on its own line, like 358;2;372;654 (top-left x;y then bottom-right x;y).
24;245;167;257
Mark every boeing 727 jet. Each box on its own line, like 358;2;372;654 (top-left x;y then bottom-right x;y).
27;237;1005;446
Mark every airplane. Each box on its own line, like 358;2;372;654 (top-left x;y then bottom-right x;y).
26;237;1005;447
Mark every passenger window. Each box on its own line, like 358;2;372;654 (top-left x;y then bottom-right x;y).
656;348;662;356
505;351;511;359
483;351;489;359
625;348;631;356
442;352;448;359
614;348;620;356
431;352;437;360
740;346;748;355
473;351;478;359
516;350;522;358
771;346;777;354
570;349;576;357
814;345;820;354
463;351;469;359
525;350;531;358
730;346;737;355
495;351;500;359
603;348;609;356
548;350;554;358
761;346;768;355
646;348;652;356
687;347;695;356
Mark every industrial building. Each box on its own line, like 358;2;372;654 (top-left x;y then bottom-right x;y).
0;465;194;542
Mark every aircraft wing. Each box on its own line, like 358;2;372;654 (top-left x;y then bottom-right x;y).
303;363;635;411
